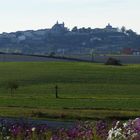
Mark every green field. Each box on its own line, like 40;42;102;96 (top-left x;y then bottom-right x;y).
0;62;140;120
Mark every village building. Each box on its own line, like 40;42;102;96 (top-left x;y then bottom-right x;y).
50;21;69;34
104;23;119;32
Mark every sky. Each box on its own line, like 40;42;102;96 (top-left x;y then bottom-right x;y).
0;0;140;33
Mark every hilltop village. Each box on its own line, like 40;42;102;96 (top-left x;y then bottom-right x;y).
0;22;140;55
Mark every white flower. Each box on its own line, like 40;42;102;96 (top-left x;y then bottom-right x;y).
123;122;127;128
114;121;120;128
4;136;10;140
32;127;36;132
107;123;126;140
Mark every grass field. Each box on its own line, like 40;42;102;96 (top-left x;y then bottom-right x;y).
0;62;140;120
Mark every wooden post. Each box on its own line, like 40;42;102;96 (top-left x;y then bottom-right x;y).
55;85;58;98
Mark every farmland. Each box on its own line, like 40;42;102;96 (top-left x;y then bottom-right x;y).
0;62;140;120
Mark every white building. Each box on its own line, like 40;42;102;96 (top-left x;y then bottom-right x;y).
18;35;26;41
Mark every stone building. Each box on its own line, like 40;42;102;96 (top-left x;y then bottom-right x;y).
50;21;69;34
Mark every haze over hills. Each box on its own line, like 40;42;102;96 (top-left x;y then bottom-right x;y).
0;21;140;56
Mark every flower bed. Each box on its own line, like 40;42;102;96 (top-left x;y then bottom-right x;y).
0;118;140;140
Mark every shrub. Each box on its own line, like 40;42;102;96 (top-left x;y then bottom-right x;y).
7;81;19;95
105;57;122;66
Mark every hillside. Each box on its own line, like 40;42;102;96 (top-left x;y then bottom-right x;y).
0;22;140;56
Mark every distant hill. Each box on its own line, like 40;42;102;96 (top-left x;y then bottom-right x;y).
0;22;140;55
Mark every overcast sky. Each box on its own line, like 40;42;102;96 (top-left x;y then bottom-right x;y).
0;0;140;33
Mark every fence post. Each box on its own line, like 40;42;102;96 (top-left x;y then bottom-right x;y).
55;85;58;98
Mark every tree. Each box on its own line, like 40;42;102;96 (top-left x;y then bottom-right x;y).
7;81;19;96
126;29;137;36
87;27;92;33
121;26;126;33
49;52;55;57
72;26;78;32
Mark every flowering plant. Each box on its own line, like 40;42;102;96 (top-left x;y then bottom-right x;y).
0;118;140;140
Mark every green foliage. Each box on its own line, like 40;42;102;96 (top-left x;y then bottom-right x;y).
105;57;122;66
7;81;19;95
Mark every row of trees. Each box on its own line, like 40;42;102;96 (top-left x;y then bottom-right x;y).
71;26;137;36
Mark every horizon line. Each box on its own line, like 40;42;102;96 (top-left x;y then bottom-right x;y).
0;22;139;34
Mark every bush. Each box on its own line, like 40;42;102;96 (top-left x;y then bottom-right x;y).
7;81;19;95
105;57;122;66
